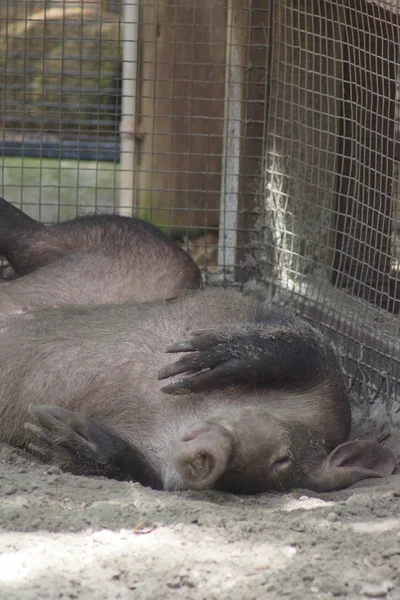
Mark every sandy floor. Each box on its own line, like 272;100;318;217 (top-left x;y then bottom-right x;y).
1;444;400;600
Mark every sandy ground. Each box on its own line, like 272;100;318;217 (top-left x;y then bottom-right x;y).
0;444;400;600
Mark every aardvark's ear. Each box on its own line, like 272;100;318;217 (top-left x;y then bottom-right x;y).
307;440;396;492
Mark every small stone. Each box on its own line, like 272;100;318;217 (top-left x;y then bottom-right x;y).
4;484;17;495
361;581;393;597
47;476;61;485
30;519;41;528
46;466;61;475
281;545;297;557
327;512;338;522
382;548;400;558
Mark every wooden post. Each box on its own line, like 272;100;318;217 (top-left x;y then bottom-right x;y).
137;0;227;233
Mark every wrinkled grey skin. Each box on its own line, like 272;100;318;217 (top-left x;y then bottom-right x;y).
0;198;395;494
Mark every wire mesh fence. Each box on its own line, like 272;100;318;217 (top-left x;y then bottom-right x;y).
0;0;120;231
257;0;400;433
1;0;400;431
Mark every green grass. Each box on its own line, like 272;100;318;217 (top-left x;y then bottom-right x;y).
0;157;211;237
1;157;120;223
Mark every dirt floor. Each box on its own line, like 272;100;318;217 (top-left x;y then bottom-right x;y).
0;444;400;600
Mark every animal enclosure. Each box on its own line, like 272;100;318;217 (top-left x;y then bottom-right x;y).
1;0;400;430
